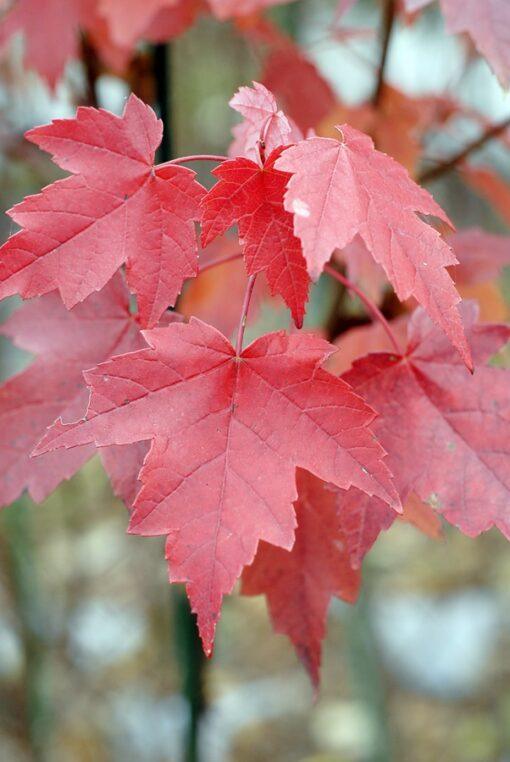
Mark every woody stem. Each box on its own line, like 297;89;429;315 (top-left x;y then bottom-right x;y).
236;275;257;355
372;0;396;107
324;264;402;355
418;115;510;183
154;41;206;762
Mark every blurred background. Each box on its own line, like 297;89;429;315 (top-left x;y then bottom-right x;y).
1;1;510;760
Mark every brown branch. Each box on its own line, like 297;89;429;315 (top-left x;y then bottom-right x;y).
372;0;396;108
80;34;101;107
418;116;510;184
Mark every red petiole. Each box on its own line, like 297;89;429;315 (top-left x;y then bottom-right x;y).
158;154;228;170
324;263;402;355
235;275;257;355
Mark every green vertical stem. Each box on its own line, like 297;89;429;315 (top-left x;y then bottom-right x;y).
344;590;393;762
2;498;52;761
171;591;207;762
153;41;207;762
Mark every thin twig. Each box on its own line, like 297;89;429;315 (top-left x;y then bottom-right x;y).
236;275;257;355
418;116;510;184
324;264;402;355
372;0;396;108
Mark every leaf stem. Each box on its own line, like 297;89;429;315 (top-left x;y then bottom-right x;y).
418;115;510;183
199;251;243;275
372;0;396;108
257;114;273;167
158;154;228;169
324;264;402;355
235;275;257;355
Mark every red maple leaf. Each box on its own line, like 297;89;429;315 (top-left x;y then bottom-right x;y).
242;468;361;688
34;319;399;652
336;488;396;569
98;0;199;48
201;148;310;327
337;487;442;569
0;0;88;88
228;81;302;162
0;95;205;327
343;302;510;539
0;274;144;507
140;0;202;44
275;125;472;368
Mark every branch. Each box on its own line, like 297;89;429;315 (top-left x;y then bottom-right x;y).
324;264;402;355
372;0;396;108
418;116;510;184
80;33;100;108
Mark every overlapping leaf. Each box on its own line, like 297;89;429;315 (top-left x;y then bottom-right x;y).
0;274;144;507
201;148;310;326
34;319;399;652
0;95;205;327
337;488;442;570
343;303;510;539
275;125;472;367
242;468;361;688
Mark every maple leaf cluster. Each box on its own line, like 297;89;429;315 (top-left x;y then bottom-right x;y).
1;2;510;685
